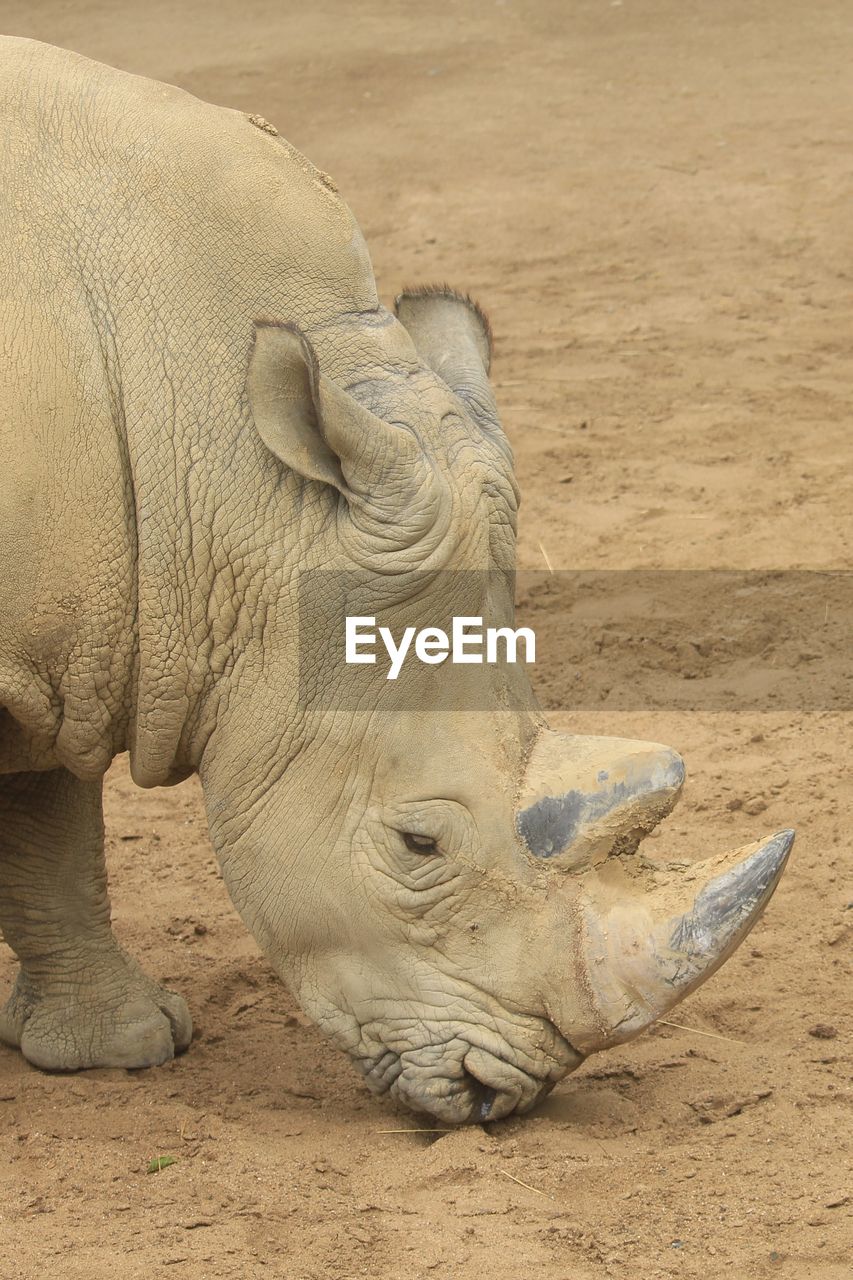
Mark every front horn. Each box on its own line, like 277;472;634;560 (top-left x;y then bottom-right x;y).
573;829;795;1053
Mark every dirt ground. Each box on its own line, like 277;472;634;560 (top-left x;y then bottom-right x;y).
0;2;850;1277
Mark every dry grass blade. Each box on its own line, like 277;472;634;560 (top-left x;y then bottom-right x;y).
495;376;579;386
537;540;554;574
373;1127;452;1135
657;1018;746;1045
499;1169;554;1199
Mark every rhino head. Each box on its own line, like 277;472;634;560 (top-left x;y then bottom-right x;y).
198;287;793;1124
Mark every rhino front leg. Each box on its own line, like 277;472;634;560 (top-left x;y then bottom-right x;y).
0;768;191;1070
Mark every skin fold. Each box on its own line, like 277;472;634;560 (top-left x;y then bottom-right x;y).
0;38;793;1123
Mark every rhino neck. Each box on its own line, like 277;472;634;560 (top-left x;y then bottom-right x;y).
124;383;308;788
124;301;434;787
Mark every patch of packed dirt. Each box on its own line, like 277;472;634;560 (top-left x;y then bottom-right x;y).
0;2;850;1277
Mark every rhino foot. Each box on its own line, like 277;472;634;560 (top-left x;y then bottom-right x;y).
0;958;192;1071
0;770;192;1071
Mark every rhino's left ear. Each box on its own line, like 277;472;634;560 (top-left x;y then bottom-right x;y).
247;320;445;550
395;285;499;432
248;319;425;496
247;321;347;492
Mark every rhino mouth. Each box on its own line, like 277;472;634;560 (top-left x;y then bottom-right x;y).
355;1022;580;1125
469;1080;499;1123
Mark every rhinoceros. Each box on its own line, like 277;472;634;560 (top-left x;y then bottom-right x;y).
0;38;793;1123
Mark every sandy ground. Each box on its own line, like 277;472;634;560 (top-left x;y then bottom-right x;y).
0;2;851;1277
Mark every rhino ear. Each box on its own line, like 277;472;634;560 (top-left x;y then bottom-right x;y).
395;285;498;431
247;321;350;494
247;321;443;548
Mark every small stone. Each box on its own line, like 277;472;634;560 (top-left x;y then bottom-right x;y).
808;1024;838;1040
194;923;208;936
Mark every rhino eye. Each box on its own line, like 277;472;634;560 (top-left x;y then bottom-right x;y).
400;831;439;856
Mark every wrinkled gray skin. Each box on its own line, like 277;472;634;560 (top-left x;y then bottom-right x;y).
0;39;793;1123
